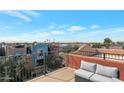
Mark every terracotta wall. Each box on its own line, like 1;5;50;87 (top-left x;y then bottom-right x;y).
65;53;124;80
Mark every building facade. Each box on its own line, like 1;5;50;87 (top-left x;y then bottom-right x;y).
31;43;48;76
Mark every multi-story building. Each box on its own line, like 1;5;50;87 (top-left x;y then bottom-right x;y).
0;42;49;76
30;43;48;77
0;42;7;56
7;43;26;56
48;43;59;55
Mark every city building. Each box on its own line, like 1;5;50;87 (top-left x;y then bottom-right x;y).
48;43;59;55
0;42;49;77
31;43;48;76
0;42;7;56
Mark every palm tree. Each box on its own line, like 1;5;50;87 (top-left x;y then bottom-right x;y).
1;57;14;82
0;56;28;82
14;56;26;82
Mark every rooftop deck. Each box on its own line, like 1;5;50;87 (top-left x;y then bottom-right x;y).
28;67;76;82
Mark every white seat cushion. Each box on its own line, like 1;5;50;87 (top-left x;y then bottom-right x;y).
74;69;94;80
112;78;123;82
80;60;96;73
90;74;113;82
96;64;118;78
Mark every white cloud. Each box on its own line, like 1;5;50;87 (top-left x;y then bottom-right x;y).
0;36;26;43
23;10;40;16
23;31;50;37
82;26;124;40
67;26;86;32
1;26;124;42
58;24;69;29
18;31;50;42
48;23;69;30
0;10;40;22
37;32;50;37
0;10;31;21
92;27;124;35
91;25;100;29
5;26;14;29
109;27;124;33
0;25;14;31
49;25;55;29
48;23;57;29
20;30;64;42
51;31;64;35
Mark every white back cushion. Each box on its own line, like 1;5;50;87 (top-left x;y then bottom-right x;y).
80;60;96;73
96;64;118;78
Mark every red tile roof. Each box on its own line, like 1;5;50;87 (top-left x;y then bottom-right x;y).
76;44;124;55
97;49;124;55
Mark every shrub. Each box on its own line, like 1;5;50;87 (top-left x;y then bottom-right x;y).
47;55;63;70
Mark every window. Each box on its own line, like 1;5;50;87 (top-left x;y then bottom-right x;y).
36;50;44;66
15;56;23;64
0;47;5;56
37;50;43;56
36;59;44;66
27;47;32;54
15;45;24;48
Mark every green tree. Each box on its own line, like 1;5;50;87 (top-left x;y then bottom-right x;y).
104;38;112;49
61;45;79;53
47;55;63;70
92;43;102;48
61;46;72;53
123;46;124;49
14;56;27;82
0;56;28;82
72;45;80;51
0;57;14;82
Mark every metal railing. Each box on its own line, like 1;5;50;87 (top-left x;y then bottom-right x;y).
76;51;124;61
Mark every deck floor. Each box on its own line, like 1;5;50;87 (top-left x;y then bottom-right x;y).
28;67;76;82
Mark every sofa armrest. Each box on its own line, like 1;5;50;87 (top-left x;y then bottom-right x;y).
112;78;123;82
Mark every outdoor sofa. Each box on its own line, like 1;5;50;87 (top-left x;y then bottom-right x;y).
74;60;123;82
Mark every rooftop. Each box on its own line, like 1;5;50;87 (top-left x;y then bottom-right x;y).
28;67;75;82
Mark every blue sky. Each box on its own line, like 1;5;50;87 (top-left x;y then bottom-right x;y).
0;10;124;42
